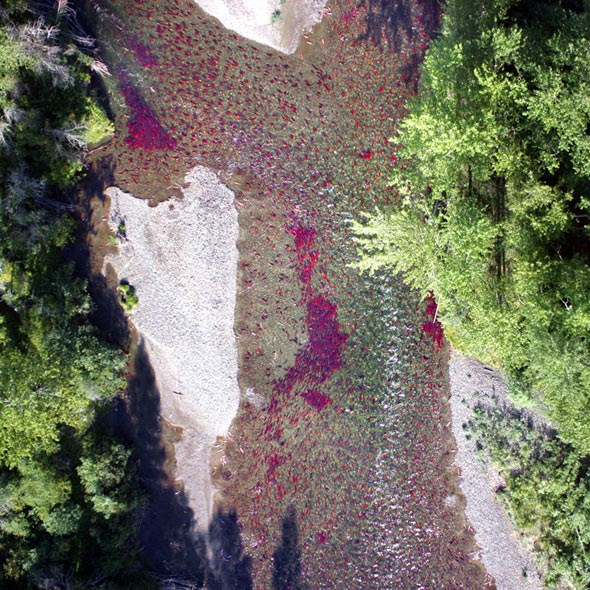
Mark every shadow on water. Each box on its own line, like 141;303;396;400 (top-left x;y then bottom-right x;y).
357;0;415;51
356;0;443;90
206;511;253;590
272;507;306;590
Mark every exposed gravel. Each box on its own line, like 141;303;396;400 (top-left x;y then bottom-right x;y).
104;165;240;530
449;349;543;590
192;0;327;53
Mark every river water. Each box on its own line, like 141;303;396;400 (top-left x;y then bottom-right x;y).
87;0;487;587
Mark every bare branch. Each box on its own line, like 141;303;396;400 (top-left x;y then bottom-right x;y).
90;59;111;77
50;122;87;150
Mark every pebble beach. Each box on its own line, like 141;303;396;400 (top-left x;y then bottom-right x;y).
104;166;240;529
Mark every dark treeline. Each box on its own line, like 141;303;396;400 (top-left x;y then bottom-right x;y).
0;0;152;587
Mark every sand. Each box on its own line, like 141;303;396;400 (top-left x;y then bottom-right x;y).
449;350;543;590
104;165;240;530
191;0;328;54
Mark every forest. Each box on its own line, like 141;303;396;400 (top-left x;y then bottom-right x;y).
354;0;590;586
0;1;152;587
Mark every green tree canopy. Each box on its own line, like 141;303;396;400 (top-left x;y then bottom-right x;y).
0;3;146;588
354;0;590;454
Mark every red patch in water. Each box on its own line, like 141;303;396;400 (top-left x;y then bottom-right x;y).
301;390;331;411
119;73;176;150
127;38;159;67
422;292;444;348
274;225;348;408
277;294;348;395
289;225;319;284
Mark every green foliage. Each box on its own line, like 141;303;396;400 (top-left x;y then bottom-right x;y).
0;221;126;467
470;403;590;588
354;0;590;454
0;4;148;588
0;4;111;196
0;432;148;588
0;460;77;537
78;441;134;518
118;281;139;312
82;98;114;147
271;9;282;24
0;348;85;466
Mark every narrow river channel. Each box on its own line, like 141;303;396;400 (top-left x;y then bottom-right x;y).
85;0;488;587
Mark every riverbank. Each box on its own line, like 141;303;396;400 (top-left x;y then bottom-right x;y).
449;349;543;590
103;165;240;530
191;0;328;54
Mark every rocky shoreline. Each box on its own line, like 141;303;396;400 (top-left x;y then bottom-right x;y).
449;349;543;590
104;166;241;530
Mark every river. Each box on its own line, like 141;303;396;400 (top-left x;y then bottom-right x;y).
85;0;487;587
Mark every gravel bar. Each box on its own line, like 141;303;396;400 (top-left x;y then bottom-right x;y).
104;165;240;530
449;349;543;590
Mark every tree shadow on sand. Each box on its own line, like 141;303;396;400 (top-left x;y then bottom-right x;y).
272;506;307;590
114;340;208;584
114;342;256;589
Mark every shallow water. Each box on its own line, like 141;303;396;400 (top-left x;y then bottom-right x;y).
88;0;487;587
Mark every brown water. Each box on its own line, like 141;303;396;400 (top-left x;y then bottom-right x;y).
86;0;488;587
